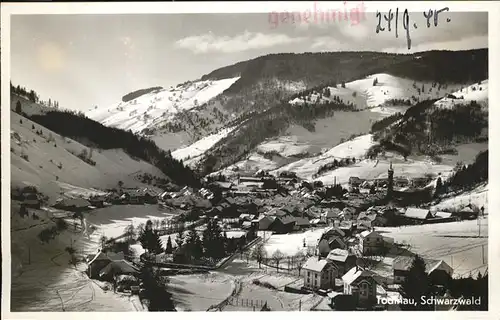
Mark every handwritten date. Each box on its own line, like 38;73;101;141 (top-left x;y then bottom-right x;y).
376;8;450;50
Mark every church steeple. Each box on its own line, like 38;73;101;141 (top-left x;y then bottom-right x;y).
387;161;394;199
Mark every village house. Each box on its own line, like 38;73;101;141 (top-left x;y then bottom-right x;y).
349;177;364;188
302;257;337;291
326;249;357;277
239;213;255;224
393;256;453;286
322;208;341;225
357;230;388;256
342;266;378;308
356;212;387;230
22;192;41;209
404;207;433;223
255;215;275;230
87;251;125;279
89;194;106;208
293;217;310;230
143;189;158;204
317;226;347;257
269;215;296;234
455;205;479;220
54;197;91;212
98;259;139;282
340;206;356;221
339;220;355;237
318;236;347;257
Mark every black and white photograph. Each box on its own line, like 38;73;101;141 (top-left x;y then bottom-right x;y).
1;1;498;314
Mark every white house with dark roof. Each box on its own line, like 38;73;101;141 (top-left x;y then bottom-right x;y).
302;257;337;290
326;249;357;276
357;230;388;255
342;266;377;308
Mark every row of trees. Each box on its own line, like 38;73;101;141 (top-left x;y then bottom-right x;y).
11;82;60;108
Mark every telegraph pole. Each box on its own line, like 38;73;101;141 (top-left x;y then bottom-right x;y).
478;215;481;237
482;245;485;264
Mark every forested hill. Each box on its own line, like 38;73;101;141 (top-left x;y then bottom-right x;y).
201;49;488;98
25;107;200;188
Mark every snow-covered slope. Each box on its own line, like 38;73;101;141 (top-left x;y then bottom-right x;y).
256;136;311;158
11;111;166;201
290;73;465;110
274;134;376;180
171;126;236;167
431;183;488;213
86;77;240;133
434;80;488;109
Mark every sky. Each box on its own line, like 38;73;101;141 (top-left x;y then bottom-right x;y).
10;10;488;112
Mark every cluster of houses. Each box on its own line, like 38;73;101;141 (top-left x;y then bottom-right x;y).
300;225;454;310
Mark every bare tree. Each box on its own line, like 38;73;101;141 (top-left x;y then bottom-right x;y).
252;242;267;268
294;251;306;276
271;249;285;272
124;223;136;243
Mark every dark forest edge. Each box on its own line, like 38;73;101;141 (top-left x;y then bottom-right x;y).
11;90;200;188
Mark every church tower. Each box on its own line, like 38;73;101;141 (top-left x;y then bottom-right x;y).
387;161;394;199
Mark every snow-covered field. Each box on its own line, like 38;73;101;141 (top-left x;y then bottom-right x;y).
434;80;488;110
85;204;176;240
10;111;166;201
172;126;236;167
167;272;235;311
314;157;454;187
274;134;375;180
263;227;328;257
256;136;311;158
290;73;465;109
86;77;240;133
377;218;488;278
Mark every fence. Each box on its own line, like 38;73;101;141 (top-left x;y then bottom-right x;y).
227;297;268;309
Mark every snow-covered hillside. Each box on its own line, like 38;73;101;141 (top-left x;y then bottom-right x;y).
290;73;466;110
256;136;311;158
10;111;166;201
86;77;240;133
434;80;488;109
431;183;488;213
171;126;236;167
275;134;375;180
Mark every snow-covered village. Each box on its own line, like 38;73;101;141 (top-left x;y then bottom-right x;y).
4;9;491;313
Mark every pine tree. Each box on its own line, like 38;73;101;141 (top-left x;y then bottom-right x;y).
341;81;346;88
176;223;185;248
150;230;163;254
15;101;22;114
434;177;443;198
373;77;378;86
165;236;173;254
400;255;433;310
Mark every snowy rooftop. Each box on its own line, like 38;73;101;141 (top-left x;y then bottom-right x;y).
326;249;350;262
303;257;330;272
405;207;431;220
342;266;374;285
